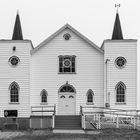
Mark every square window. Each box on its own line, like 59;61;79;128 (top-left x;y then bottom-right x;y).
59;55;76;73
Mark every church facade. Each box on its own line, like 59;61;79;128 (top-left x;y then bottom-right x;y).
0;11;137;129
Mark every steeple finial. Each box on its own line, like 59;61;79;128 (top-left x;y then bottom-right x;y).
115;4;120;14
12;11;23;40
112;4;123;40
17;10;19;15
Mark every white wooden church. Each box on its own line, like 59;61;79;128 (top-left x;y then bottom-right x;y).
0;10;137;129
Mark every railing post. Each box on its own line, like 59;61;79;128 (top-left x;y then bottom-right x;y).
41;118;43;129
81;115;83;128
54;104;56;115
116;114;119;128
52;115;55;128
31;106;32;115
80;106;83;115
131;117;133;124
83;115;86;130
98;114;101;129
133;117;136;129
52;104;56;129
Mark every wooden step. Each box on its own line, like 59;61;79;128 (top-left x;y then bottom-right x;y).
55;115;81;129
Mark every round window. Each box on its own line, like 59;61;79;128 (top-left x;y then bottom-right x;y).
63;33;71;40
115;57;126;68
9;56;20;66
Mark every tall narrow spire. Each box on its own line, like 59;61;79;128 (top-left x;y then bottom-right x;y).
112;5;123;40
12;11;23;40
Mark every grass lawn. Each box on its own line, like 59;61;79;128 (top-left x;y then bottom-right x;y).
2;129;140;140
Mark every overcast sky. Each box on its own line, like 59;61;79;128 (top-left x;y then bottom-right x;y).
0;0;140;104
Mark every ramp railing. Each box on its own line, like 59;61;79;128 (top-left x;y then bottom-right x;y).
80;106;140;130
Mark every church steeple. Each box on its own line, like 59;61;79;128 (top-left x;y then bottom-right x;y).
12;11;23;40
112;5;123;40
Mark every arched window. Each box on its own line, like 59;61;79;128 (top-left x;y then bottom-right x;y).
115;82;126;103
41;89;48;103
59;82;75;93
9;82;19;103
86;89;94;104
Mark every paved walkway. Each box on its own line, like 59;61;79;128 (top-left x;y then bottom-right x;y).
0;131;24;139
0;130;51;139
53;129;85;134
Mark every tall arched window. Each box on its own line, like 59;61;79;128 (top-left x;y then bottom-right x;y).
86;89;94;104
115;82;126;103
9;82;19;103
41;89;48;103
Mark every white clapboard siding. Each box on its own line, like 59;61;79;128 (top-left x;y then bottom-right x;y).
103;40;137;110
0;41;32;117
31;28;104;115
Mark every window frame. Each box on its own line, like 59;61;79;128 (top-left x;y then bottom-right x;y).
115;81;126;104
115;56;127;69
58;55;76;74
9;82;20;104
40;89;48;105
9;56;20;67
86;89;94;105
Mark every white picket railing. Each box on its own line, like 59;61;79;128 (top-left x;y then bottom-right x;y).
80;106;140;130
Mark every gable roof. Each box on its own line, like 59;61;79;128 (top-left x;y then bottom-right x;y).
31;24;103;54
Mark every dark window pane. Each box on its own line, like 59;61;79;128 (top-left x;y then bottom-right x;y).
64;68;70;72
59;57;63;61
59;68;63;72
72;57;75;61
72;62;75;67
59;62;63;67
72;68;75;72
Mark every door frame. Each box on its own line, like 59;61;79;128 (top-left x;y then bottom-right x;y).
57;82;76;115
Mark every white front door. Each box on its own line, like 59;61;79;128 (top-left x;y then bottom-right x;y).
58;93;75;115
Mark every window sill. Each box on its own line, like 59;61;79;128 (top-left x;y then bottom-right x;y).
115;102;126;105
40;103;48;105
9;102;20;105
86;102;94;105
58;72;76;74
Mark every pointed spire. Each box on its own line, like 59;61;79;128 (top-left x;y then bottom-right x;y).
12;11;23;40
112;5;123;40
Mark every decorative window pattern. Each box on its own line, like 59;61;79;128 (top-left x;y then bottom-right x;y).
115;57;126;68
59;55;76;73
86;89;94;103
41;89;48;103
115;82;126;103
9;82;19;103
9;56;20;66
59;83;75;93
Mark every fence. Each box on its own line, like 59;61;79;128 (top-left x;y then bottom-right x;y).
30;105;56;129
80;106;140;130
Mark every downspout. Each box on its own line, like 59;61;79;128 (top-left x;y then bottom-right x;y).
105;59;110;108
